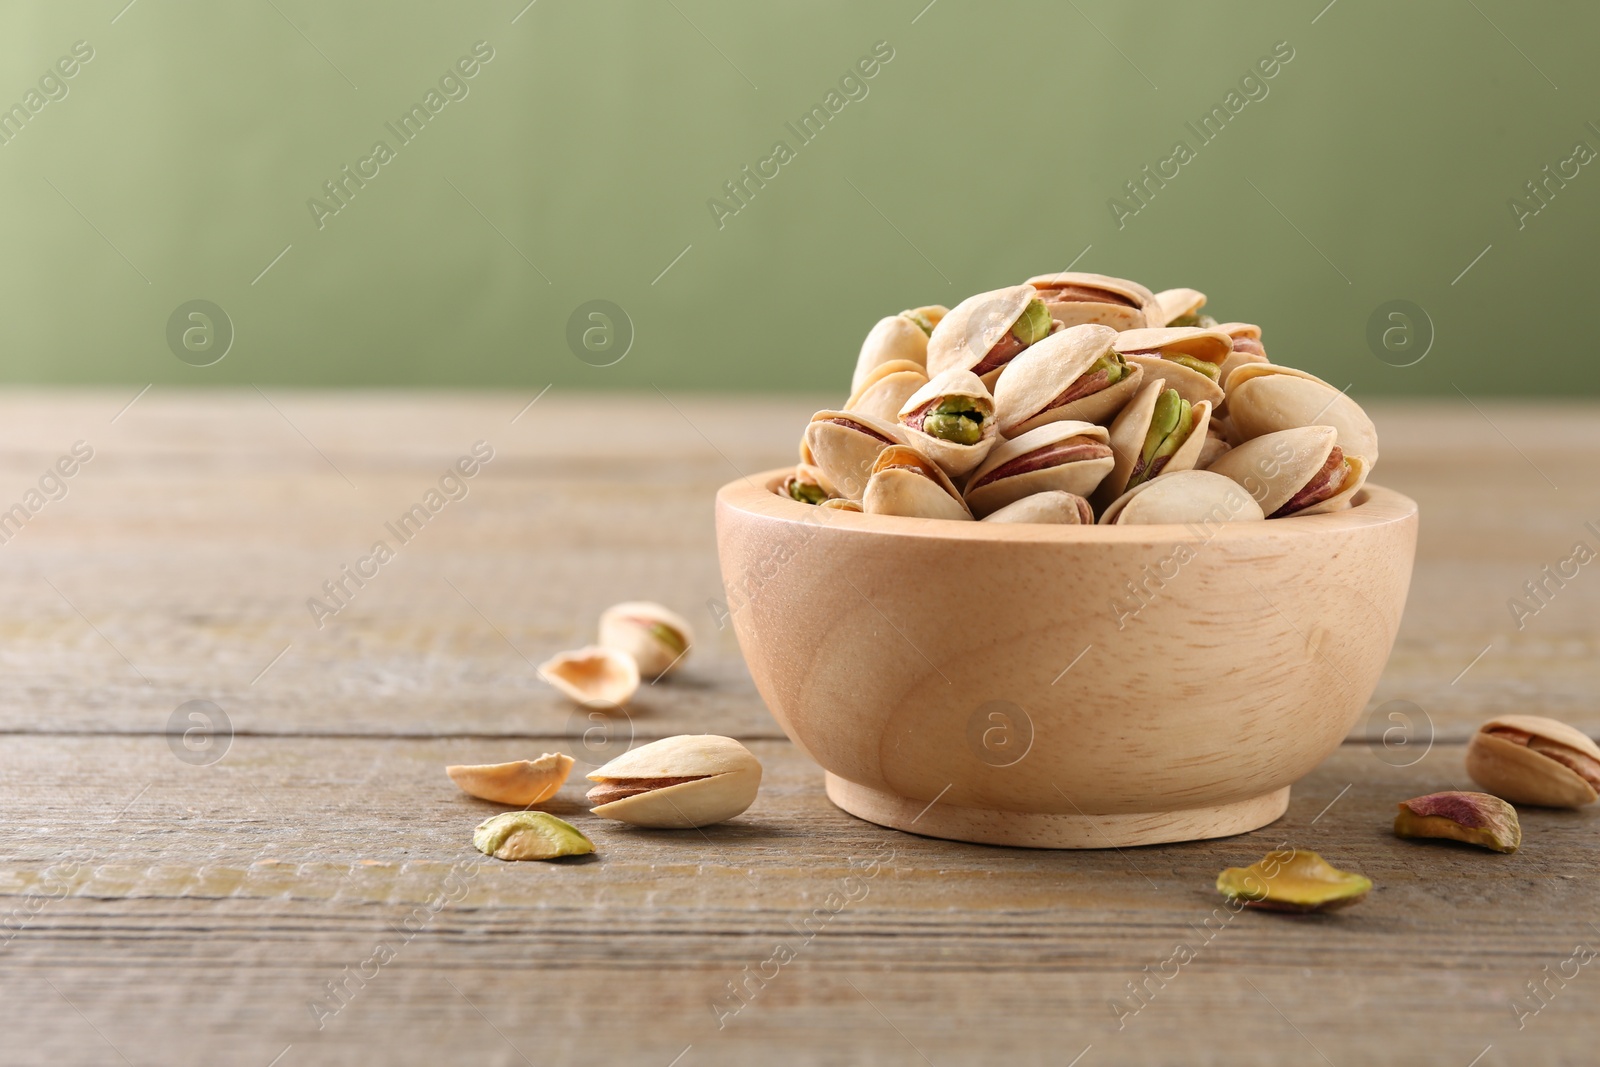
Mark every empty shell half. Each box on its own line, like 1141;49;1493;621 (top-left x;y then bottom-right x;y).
599;601;694;678
538;645;640;709
447;752;575;806
863;445;974;521
586;734;763;828
963;420;1114;518
992;323;1144;436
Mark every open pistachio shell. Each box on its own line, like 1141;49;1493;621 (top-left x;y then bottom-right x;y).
980;490;1094;525
1114;326;1233;366
537;645;640;710
1216;321;1267;358
1466;715;1600;808
1100;469;1264;526
1122;353;1225;410
1216;347;1269;387
819;497;862;512
1216;849;1371;913
845;359;929;423
852;313;931;395
863;445;974;521
1152;287;1215;328
778;463;836;506
1226;364;1380;468
896;369;998;478
926;285;1058;385
1204;426;1368;518
1096;379;1212;507
447;752;575;806
599;601;694;678
803;410;905;501
963;420;1114;518
587;734;763;828
992;323;1144;436
1025;271;1155;332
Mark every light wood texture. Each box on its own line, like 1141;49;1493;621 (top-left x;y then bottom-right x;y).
1;391;1598;1065
719;476;1416;846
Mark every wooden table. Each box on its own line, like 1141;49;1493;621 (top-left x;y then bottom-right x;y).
1;390;1596;1066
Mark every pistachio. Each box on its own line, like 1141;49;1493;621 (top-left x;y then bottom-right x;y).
922;397;987;445
473;811;594;861
447;752;575;806
1466;715;1600;808
903;305;947;335
1010;298;1053;346
1168;311;1219;329
587;735;762;828
1169;354;1220;381
787;479;829;505
897;369;998;478
538;645;640;709
1216;849;1371;913
1128;389;1192;491
1393;791;1520;853
599;601;694;679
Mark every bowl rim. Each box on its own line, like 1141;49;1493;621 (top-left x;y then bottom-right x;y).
717;467;1418;544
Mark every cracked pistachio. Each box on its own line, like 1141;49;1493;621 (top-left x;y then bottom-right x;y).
447;752;574;806
1216;849;1371;913
599;601;693;679
587;735;762;829
1010;298;1053;345
1466;715;1600;808
473;811;594;861
1393;791;1520;853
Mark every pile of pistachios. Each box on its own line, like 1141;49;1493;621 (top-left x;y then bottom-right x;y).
788;272;1379;525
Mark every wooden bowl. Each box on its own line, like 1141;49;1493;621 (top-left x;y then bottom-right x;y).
715;470;1418;848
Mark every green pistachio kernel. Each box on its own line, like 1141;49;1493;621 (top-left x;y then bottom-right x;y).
788;480;828;505
1094;353;1130;385
1169;312;1218;329
1168;354;1220;380
1010;299;1052;346
903;309;937;335
1128;389;1192;489
473;811;594;862
648;621;688;656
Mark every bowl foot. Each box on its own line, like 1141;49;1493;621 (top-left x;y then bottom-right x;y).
824;773;1290;849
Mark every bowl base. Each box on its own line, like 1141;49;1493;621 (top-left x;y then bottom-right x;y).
825;773;1290;849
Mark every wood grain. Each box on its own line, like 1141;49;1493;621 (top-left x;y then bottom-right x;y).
1;391;1598;1064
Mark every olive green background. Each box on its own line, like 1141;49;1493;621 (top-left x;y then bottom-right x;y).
0;0;1594;394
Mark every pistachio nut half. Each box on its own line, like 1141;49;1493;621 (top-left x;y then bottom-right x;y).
863;444;974;521
1393;791;1521;853
1204;425;1368;518
926;285;1061;387
963;420;1114;518
803;410;906;501
1216;849;1371;913
1099;469;1264;526
599;601;695;679
1225;364;1380;469
538;645;640;710
896;368;998;478
1096;380;1213;506
1152;287;1217;329
778;463;835;506
1466;715;1600;808
473;811;594;861
844;359;930;423
586;734;762;828
851;307;944;395
1025;270;1156;333
992;323;1145;436
980;490;1094;525
448;752;575;806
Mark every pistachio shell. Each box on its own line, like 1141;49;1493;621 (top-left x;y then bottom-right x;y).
1216;349;1269;386
863;445;973;521
1114;326;1233;365
473;811;594;861
992;323;1144;436
447;753;575;806
587;734;763;828
1466;715;1600;807
538;645;640;709
599;601;694;678
820;497;862;512
1226;364;1380;468
980;490;1094;525
1122;353;1226;409
852;314;930;395
1095;379;1212;506
777;463;836;506
963;420;1113;518
1099;469;1264;526
1197;433;1231;468
1025;271;1154;332
896;369;998;478
845;360;930;423
1393;791;1520;853
803;410;906;501
1203;426;1338;517
1292;453;1368;516
1152;287;1207;327
1216;849;1371;912
926;285;1040;379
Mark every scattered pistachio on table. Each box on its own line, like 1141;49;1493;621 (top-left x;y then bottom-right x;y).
1216;849;1371;913
537;600;695;707
473;811;594;861
538;645;639;709
1393;791;1520;853
446;753;574;806
1466;715;1600;808
599;601;694;679
586;735;762;829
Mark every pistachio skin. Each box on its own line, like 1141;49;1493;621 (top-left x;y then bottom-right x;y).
1393;792;1520;853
